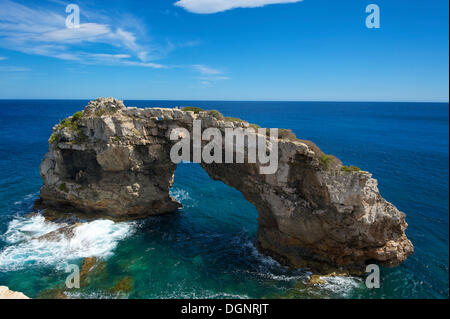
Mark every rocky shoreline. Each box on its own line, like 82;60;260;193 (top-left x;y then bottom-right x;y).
0;286;29;299
36;97;413;273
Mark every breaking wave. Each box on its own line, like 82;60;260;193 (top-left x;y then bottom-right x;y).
0;214;136;272
317;275;363;297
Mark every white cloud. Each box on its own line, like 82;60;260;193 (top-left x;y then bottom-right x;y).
198;75;231;80
122;60;166;69
200;80;212;87
193;64;230;87
191;64;231;86
35;23;111;43
174;0;303;14
0;56;7;61
0;1;227;77
192;64;222;75
0;66;31;72
0;0;162;68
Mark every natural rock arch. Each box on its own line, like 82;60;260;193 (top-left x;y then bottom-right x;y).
37;98;413;273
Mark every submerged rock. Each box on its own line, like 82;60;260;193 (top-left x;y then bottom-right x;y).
36;286;68;299
111;276;134;294
307;275;326;286
80;257;98;285
36;257;108;299
80;257;108;287
34;224;77;241
37;98;413;272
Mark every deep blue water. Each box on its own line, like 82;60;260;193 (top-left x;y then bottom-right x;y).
0;100;448;299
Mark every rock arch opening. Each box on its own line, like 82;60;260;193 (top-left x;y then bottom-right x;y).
170;162;259;234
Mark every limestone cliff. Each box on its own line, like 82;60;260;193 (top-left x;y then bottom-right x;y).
37;98;413;272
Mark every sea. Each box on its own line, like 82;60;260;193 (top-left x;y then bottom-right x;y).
0;100;448;299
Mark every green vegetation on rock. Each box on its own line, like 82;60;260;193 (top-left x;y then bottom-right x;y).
224;116;246;123
182;106;204;113
59;183;68;193
319;154;335;170
71;111;84;122
95;108;107;117
206;109;224;120
341;165;361;173
278;129;297;141
49;133;57;144
55;111;88;144
181;108;261;129
249;123;261;130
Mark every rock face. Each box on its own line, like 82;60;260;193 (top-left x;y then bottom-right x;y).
0;286;29;299
37;97;413;272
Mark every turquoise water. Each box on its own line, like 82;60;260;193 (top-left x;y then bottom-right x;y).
0;100;448;299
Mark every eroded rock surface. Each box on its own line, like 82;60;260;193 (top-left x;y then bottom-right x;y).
37;97;413;272
0;286;29;299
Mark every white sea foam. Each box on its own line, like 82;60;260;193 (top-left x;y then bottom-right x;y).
257;272;307;282
187;291;249;299
297;274;363;298
242;239;280;267
170;188;198;208
161;284;250;299
65;291;124;299
240;238;361;296
170;188;190;201
318;275;363;297
0;215;136;271
2;215;63;244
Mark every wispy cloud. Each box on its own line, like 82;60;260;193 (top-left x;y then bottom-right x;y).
0;66;31;72
174;0;303;14
0;0;162;68
190;64;230;87
122;60;166;69
197;75;231;80
0;54;26;71
192;64;222;75
200;80;212;88
0;0;227;78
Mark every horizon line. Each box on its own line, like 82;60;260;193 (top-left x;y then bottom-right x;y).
0;98;448;104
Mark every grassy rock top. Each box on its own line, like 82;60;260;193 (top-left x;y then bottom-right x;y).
49;97;365;176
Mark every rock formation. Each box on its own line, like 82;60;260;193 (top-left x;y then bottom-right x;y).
0;286;29;299
37;97;413;273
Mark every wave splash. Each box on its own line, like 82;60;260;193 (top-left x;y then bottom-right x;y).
235;236;363;297
0;214;136;272
170;188;198;208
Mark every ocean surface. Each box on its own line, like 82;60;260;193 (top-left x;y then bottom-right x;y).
0;100;448;299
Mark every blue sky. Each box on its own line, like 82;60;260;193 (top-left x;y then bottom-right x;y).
0;0;448;101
